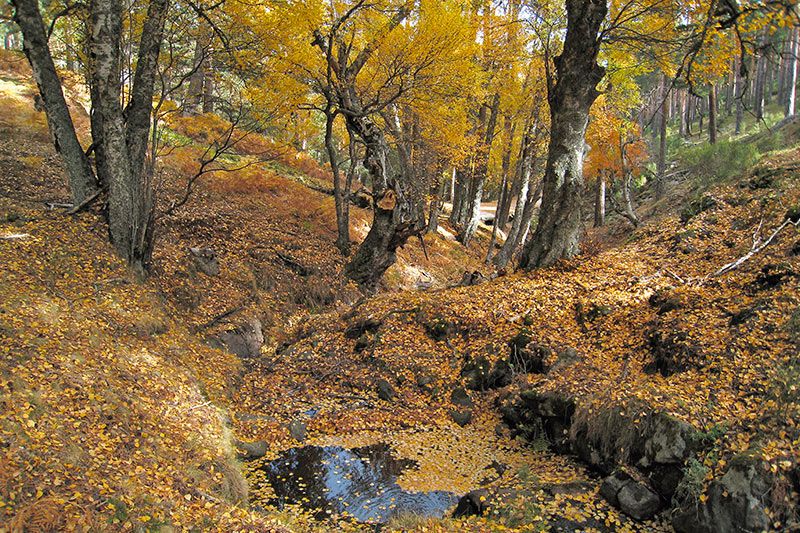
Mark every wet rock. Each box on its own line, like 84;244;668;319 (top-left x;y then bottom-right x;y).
452;488;491;517
208;318;264;358
376;379;396;402
450;409;472;427
599;470;632;507
487;359;513;388
461;355;492;390
289;420;307;442
234;439;268;459
450;386;473;407
618;481;661;520
189;247;220;276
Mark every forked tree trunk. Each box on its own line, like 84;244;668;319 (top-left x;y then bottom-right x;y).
520;0;607;269
91;0;166;274
12;0;97;204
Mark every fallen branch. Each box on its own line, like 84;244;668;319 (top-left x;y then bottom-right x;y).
67;188;104;215
194;296;256;332
713;217;800;277
0;233;30;240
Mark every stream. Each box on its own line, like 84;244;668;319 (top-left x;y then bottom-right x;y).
257;443;460;523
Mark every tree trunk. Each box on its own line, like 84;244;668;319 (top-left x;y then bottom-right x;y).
735;55;744;133
520;0;607;269
708;84;717;144
325;108;350;256
12;0;97;204
679;89;688;137
494;115;515;230
494;121;539;269
618;138;640;227
593;174;605;227
787;27;798;117
655;74;668;199
485;168;509;262
755;36;767;120
449;166;467;225
427;178;446;234
460;93;500;245
202;53;215;114
185;32;206;114
343;111;417;291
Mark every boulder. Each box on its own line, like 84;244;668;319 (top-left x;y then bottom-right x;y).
189;247;220;276
376;379;396;402
617;481;661;520
452;489;491;517
673;454;773;533
643;413;694;465
600;471;661;521
288;420;307;442
234;439;268;459
209;318;264;358
450;387;473;408
599;470;632;507
450;409;472;427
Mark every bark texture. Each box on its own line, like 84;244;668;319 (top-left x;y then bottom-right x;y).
12;0;97;204
520;0;607;269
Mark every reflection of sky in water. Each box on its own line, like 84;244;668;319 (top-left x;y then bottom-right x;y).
261;444;458;523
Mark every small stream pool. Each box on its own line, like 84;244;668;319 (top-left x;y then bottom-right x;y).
257;443;459;523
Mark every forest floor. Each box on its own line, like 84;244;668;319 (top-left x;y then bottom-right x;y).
1;48;799;532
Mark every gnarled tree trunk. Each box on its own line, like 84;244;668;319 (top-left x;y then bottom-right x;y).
520;0;607;269
343;113;416;291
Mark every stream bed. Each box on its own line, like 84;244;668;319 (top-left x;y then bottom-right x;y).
257;443;459;523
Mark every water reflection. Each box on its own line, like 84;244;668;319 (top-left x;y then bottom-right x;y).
260;443;458;523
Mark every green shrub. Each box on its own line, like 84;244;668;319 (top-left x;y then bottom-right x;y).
679;139;759;186
674;458;708;504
